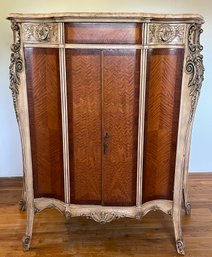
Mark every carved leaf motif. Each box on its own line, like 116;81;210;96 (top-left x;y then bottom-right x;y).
82;211;124;224
185;24;204;121
159;25;174;42
9;22;23;120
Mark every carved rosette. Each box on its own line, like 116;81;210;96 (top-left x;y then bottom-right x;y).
185;24;204;122
23;23;58;43
149;24;185;44
9;22;23;120
81;211;125;224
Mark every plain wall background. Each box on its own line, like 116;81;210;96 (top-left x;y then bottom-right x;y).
0;0;211;177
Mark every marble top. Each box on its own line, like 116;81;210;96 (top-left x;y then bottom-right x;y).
7;12;204;23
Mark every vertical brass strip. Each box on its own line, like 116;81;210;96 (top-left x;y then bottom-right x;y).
59;23;70;203
136;23;148;207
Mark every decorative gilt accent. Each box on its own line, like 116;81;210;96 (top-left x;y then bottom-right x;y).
19;199;26;211
185;24;204;122
176;239;185;255
23;23;58;43
81;211;125;224
149;24;185;44
9;22;23;120
22;235;31;251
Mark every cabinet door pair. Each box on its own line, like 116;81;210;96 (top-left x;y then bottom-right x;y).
66;49;140;206
25;48;140;206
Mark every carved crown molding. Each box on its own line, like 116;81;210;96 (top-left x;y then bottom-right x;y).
9;22;23;120
149;24;185;44
23;23;58;43
185;24;204;122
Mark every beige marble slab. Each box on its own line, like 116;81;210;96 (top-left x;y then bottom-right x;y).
7;12;204;23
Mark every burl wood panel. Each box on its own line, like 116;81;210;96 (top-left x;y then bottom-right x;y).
25;48;64;201
66;49;102;204
142;48;184;203
102;50;140;206
65;23;142;44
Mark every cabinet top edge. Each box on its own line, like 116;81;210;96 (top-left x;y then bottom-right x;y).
7;12;204;23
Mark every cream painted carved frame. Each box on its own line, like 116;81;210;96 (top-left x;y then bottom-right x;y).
8;13;204;255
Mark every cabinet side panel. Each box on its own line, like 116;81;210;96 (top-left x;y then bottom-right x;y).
66;49;102;204
142;48;184;203
24;48;64;201
102;50;140;206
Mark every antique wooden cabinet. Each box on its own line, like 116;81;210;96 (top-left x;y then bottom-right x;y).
7;12;204;254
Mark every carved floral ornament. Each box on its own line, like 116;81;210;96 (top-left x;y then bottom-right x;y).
23;23;58;43
9;22;23;120
34;24;50;41
81;211;125;224
185;23;204;122
149;24;185;44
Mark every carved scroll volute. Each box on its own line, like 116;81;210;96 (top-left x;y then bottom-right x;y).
9;22;24;121
186;23;204;122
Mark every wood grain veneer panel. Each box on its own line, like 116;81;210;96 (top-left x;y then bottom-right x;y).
142;48;184;203
66;49;102;204
102;50;140;206
25;48;64;201
65;23;142;44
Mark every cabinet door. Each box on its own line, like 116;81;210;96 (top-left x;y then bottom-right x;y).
142;48;184;203
25;48;64;201
66;49;102;204
66;49;140;206
102;50;140;206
